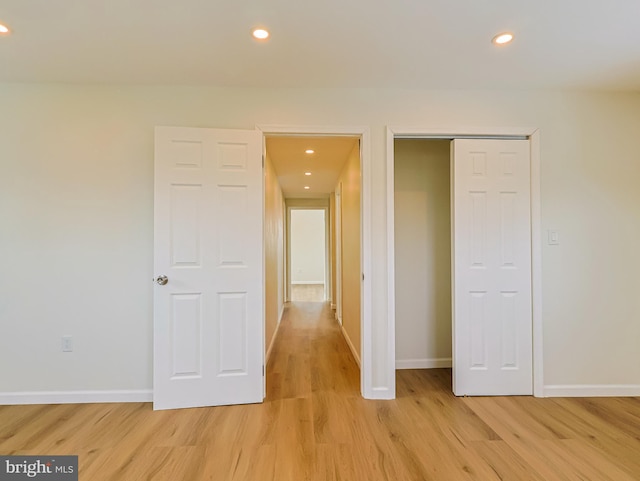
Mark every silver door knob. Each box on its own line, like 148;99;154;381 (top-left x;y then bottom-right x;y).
154;275;169;286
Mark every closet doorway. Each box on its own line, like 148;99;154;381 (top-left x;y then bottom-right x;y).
388;128;542;397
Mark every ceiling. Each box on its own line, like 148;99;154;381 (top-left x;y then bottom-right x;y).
1;0;639;90
266;137;358;198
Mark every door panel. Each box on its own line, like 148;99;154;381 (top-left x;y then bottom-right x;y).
154;126;263;410
452;139;532;396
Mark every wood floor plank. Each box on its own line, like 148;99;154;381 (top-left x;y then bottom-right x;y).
468;440;547;481
1;300;638;480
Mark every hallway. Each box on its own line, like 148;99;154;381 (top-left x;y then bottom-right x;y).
267;301;359;401
1;301;639;480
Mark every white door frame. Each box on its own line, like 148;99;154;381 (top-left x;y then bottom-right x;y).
258;125;372;399
386;126;543;398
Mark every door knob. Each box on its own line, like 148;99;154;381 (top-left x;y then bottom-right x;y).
154;275;169;286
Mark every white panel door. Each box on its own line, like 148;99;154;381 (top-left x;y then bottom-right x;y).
452;139;532;396
154;126;263;410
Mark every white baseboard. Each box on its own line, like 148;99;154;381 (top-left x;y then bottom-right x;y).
0;389;153;405
291;281;324;285
365;386;395;400
266;306;286;365
396;358;452;369
543;384;640;397
340;324;361;368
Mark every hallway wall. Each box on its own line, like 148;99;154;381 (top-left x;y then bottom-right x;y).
337;143;361;363
330;193;336;308
264;153;285;359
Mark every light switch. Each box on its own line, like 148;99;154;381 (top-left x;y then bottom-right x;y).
547;230;559;246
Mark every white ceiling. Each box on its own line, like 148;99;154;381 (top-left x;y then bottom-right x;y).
266;137;358;198
1;0;639;90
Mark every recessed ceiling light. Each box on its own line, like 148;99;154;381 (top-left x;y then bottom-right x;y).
305;149;314;154
252;28;270;40
0;23;10;35
492;32;514;45
304;186;310;190
304;172;312;176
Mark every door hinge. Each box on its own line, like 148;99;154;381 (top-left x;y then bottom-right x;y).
262;365;265;376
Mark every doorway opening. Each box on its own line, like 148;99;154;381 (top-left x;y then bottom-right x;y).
388;129;542;398
394;139;452;373
289;208;327;302
263;132;365;392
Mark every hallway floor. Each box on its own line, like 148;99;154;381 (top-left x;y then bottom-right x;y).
290;284;325;302
0;301;639;480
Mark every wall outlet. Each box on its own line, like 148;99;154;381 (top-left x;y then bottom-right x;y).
61;335;73;352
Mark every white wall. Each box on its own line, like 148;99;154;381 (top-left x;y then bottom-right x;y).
290;209;326;284
1;84;640;399
394;140;452;369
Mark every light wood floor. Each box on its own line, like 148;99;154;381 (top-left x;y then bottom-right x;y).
290;284;325;302
1;302;640;480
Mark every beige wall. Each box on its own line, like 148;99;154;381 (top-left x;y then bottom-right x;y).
330;193;336;307
1;84;639;396
336;143;361;361
394;140;452;367
264;153;285;361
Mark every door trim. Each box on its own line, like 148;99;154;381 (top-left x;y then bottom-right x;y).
257;124;372;399
386;126;542;398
